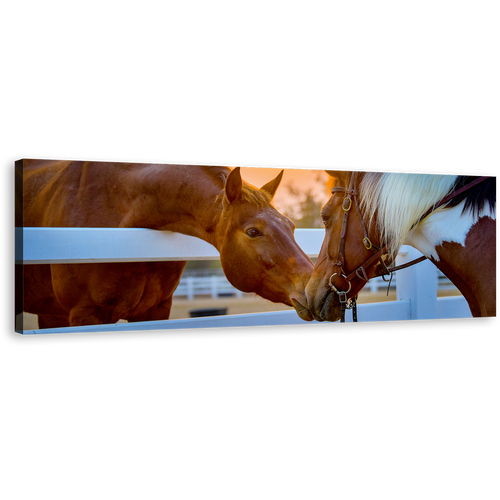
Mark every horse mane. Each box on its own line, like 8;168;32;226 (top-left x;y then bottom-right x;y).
239;188;270;208
443;175;496;217
358;172;496;256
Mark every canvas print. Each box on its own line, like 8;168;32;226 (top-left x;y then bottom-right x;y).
15;160;496;334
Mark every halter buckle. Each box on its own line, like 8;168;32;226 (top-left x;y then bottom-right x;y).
342;196;352;212
338;292;348;304
363;237;373;250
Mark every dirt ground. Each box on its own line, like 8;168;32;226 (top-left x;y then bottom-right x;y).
18;288;462;330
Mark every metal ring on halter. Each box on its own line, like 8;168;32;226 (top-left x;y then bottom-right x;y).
342;197;352;211
328;273;352;295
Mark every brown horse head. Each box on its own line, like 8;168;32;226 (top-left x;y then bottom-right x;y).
216;167;314;321
305;171;389;322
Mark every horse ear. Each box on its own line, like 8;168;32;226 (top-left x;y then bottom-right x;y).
225;167;243;203
325;169;349;187
325;169;344;179
260;170;284;200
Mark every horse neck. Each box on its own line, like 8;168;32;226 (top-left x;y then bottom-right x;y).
124;165;227;248
405;204;496;316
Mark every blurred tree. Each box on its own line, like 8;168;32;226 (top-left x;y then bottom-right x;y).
283;186;325;227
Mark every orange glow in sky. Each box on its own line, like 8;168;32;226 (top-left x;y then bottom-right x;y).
240;166;330;212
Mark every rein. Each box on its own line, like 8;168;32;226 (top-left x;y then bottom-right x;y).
328;174;490;322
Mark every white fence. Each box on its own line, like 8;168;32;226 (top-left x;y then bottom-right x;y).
174;268;455;299
15;227;323;264
174;275;244;300
364;269;454;293
15;227;471;334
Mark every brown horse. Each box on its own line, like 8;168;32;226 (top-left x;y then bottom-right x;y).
17;160;314;328
305;171;496;321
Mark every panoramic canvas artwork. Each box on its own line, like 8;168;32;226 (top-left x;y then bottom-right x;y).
15;159;496;334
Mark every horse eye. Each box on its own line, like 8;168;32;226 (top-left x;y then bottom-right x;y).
321;215;330;226
246;228;262;238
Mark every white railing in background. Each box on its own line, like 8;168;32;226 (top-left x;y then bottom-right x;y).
365;269;454;293
174;275;244;300
173;270;455;299
15;227;471;334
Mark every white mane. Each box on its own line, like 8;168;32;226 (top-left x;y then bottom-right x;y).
359;172;458;257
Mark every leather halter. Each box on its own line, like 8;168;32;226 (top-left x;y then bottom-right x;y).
328;172;388;321
328;174;490;322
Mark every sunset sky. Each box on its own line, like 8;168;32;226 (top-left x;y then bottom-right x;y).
239;166;330;213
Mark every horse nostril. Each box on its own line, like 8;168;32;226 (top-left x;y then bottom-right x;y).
291;298;313;321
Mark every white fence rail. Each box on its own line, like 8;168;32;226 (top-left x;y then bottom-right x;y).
15;227;471;334
15;227;323;264
174;275;244;300
364;269;454;293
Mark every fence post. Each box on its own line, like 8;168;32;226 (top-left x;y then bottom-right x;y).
210;275;218;299
186;276;194;300
395;246;437;320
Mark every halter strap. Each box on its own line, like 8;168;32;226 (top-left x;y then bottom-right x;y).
332;173;358;268
330;172;388;284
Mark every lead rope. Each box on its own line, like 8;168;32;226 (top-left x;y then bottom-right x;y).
339;293;347;322
338;293;357;322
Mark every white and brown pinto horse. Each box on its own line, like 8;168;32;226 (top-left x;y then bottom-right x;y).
18;160;314;328
306;171;496;321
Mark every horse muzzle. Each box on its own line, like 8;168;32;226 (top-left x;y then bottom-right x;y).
305;276;343;322
291;296;314;322
315;290;342;322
